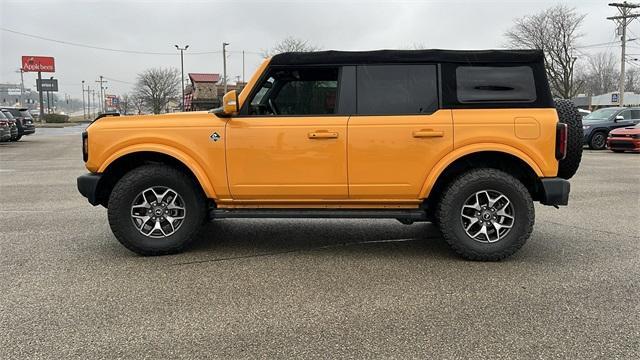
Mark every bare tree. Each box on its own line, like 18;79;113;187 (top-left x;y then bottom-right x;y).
131;92;147;115
118;93;133;115
505;5;586;99
133;68;180;114
625;67;640;93
262;36;320;57
578;52;619;96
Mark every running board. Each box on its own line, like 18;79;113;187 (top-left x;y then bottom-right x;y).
209;208;428;221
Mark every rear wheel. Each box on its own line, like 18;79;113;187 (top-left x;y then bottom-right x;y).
107;164;206;256
436;168;534;261
589;131;607;150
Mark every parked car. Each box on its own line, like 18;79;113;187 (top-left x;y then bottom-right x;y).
582;107;640;150
578;108;591;118
0;112;11;142
1;107;36;140
0;110;19;141
78;49;583;261
607;123;640;153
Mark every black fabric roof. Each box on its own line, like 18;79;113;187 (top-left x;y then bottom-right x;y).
270;49;544;65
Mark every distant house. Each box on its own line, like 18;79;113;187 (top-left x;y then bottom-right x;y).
184;73;221;111
184;73;247;111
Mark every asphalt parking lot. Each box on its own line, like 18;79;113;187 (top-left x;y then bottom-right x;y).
1;127;638;359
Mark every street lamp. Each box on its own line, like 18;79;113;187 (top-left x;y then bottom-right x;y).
175;44;189;111
223;42;230;94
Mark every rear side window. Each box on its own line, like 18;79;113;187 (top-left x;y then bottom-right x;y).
456;66;536;103
357;65;438;115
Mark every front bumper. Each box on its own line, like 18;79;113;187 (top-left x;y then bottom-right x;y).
607;138;640;152
22;124;35;135
540;178;570;206
77;173;102;206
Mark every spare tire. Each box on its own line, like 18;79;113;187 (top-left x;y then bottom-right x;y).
554;99;582;180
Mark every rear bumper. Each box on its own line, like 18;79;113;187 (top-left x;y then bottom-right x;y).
540;178;570;206
77;173;102;206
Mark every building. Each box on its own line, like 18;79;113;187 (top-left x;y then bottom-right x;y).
572;91;640;110
184;73;246;111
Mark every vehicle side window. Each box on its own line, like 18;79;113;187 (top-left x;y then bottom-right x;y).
247;67;339;116
631;110;640;119
619;110;631;120
456;66;536;103
357;65;438;115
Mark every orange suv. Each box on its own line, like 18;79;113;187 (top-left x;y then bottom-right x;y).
77;50;582;260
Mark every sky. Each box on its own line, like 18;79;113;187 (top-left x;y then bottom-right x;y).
0;0;632;100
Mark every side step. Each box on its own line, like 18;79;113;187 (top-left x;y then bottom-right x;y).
209;208;428;222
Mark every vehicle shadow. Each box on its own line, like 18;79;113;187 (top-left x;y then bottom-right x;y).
178;219;454;263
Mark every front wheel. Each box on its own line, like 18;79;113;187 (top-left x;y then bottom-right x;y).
107;164;206;256
589;132;607;150
436;169;534;261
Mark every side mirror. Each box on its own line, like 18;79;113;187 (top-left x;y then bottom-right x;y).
223;90;239;115
615;115;624;122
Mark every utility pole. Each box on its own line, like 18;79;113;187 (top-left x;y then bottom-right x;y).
91;89;96;118
95;76;107;114
608;2;640;106
223;42;230;94
174;44;189;111
16;68;25;106
82;80;86;120
37;71;44;121
242;50;245;83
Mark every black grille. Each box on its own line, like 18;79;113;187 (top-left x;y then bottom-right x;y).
609;141;635;149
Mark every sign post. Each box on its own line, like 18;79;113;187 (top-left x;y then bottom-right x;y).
21;56;55;121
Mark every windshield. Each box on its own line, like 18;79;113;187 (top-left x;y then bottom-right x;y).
0;111;6;120
2;111;15;120
19;110;32;119
584;108;617;121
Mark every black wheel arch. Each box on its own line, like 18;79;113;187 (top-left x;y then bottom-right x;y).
94;151;206;208
424;151;543;216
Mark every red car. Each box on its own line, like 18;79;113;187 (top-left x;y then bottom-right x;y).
607;123;640;152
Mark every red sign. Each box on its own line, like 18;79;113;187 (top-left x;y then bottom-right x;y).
21;56;55;72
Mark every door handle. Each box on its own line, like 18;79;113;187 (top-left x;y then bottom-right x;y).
308;131;339;139
413;130;444;138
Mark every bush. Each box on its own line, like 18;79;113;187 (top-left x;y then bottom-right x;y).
43;114;69;123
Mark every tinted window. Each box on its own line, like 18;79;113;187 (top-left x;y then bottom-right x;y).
357;65;438;115
456;66;536;103
0;111;6;120
248;67;338;116
5;109;21;117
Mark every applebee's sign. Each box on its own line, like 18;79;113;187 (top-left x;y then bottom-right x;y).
21;56;55;72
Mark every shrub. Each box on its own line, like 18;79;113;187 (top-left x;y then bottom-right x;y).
43;114;69;123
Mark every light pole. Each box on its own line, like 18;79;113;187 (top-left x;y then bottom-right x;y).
175;44;189;111
82;80;86;120
223;42;230;94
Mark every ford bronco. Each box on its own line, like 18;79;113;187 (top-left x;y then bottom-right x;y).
77;49;582;260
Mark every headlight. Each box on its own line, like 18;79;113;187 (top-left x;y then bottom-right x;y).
582;125;590;130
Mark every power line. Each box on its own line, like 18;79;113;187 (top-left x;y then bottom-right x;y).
1;27;262;56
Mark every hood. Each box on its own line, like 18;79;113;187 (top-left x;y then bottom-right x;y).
87;111;226;131
609;126;640;135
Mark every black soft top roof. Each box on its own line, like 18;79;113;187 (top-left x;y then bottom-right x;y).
270;49;544;66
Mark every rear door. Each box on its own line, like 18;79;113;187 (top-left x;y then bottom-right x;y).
347;64;453;199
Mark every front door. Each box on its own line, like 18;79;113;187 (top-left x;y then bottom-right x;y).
226;66;349;200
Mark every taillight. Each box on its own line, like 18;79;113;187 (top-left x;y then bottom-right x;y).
82;131;88;162
556;123;568;160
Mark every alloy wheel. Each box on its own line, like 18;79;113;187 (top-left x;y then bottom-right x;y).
460;190;515;243
130;186;186;238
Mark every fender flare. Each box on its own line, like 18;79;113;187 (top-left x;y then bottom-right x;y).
98;143;217;198
418;143;543;198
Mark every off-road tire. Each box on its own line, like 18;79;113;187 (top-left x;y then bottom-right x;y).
588;131;607;150
107;164;206;256
554;99;582;179
436;168;534;261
